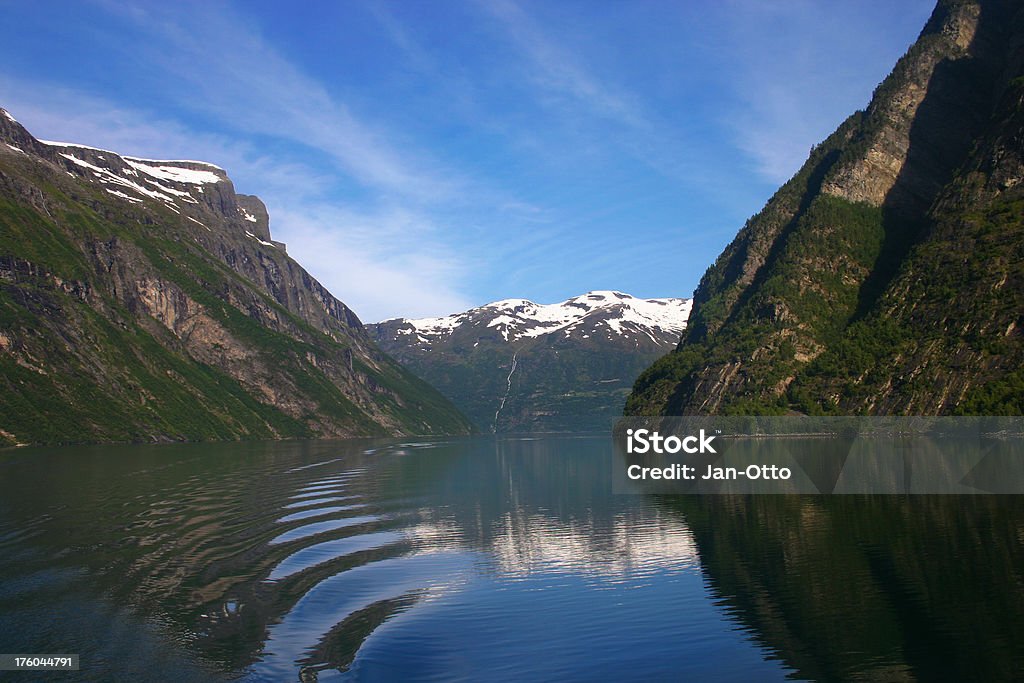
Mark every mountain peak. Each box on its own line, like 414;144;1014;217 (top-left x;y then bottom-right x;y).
370;291;692;433
383;291;691;344
0;114;287;253
0;106;473;443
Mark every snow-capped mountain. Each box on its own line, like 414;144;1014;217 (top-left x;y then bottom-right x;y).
379;291;692;348
0;106;472;444
369;292;692;433
9;130;287;252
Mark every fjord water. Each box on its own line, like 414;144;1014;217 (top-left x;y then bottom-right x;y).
1;437;1022;681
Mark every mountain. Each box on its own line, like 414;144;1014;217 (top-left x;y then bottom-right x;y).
627;0;1024;417
0;108;472;446
370;292;691;432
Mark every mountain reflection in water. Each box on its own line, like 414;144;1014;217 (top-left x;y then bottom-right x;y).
1;436;1021;681
663;494;1024;681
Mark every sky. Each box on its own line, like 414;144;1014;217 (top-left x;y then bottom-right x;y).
0;0;935;322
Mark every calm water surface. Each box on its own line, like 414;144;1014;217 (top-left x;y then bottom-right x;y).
1;435;1022;681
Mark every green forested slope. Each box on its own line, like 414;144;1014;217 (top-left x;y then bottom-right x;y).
628;0;1024;417
0;109;472;445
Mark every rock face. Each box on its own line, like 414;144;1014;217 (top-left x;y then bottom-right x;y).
370;292;691;432
0;108;472;445
627;0;1024;417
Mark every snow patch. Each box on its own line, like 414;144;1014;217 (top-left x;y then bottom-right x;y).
239;208;258;222
105;189;142;203
187;216;211;231
38;141;225;174
123;156;224;171
2;110;17;123
395;290;692;344
39;139;118;154
140;178;199;202
399;312;469;337
58;152;215;213
61;153;179;205
5;143;24;154
246;230;275;247
125;159;222;185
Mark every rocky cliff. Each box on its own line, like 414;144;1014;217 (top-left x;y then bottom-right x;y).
627;0;1024;416
0;108;472;445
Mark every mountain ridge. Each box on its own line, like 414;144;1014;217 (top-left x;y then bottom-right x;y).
0;107;473;445
626;0;1024;417
371;291;690;432
379;290;691;345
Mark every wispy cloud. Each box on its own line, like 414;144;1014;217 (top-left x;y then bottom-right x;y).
271;205;473;321
94;1;461;202
469;0;766;218
717;0;934;183
0;79;226;162
479;0;648;129
0;0;934;316
0;73;472;322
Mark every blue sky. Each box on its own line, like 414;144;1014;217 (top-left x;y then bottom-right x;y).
0;0;934;322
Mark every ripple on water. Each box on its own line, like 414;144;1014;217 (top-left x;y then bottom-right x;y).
288;488;350;501
267;530;409;581
0;437;816;683
282;496;359;510
286;458;345;473
295;479;357;494
270;515;387;545
276;504;368;524
252;552;475;680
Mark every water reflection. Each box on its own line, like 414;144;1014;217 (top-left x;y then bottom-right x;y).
661;495;1024;681
0;437;777;682
4;436;1023;681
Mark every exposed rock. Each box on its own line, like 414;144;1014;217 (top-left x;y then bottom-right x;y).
0;108;472;445
627;0;1024;417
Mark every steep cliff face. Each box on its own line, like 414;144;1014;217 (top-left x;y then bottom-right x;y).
627;0;1024;416
0;109;472;445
